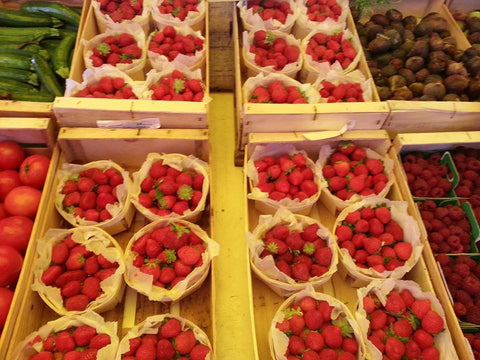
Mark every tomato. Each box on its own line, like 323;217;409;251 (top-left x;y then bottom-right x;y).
0;204;6;221
0;216;34;253
0;245;22;287
0;142;25;170
19;155;50;189
4;186;41;218
0;170;21;201
0;287;13;329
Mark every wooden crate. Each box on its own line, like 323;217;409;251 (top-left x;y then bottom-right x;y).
0;117;59;359
53;3;210;128
389;131;480;360
377;0;480;134
233;6;390;156
244;131;464;360
0;0;90;118
5;128;216;359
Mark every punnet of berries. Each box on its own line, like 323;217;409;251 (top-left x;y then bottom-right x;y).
147;25;206;71
11;312;119;360
271;286;365;360
401;152;455;198
151;0;205;29
132;153;209;223
314;70;373;103
55;160;132;230
67;65;142;99
436;254;480;325
248;208;337;296
246;144;322;214
464;331;480;360
243;72;320;104
301;28;361;81
356;279;458;360
243;29;302;76
116;314;212;360
144;68;205;101
239;0;298;32
317;141;394;210
124;219;218;301
297;0;348;31
451;149;480;203
32;227;125;315
84;23;146;75
334;198;423;282
92;0;151;29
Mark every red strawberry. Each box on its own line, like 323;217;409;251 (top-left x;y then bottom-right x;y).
175;330;197;354
421;310;444;334
411;299;431;319
62;280;82;298
89;334;111;349
42;265;63;285
304;309;323;330
52;242;69;264
385;336;405;359
288;335;305;355
370;309;387;329
413;329;434;349
190;344;210;360
56;331;76;352
73;325;97;346
366;159;384;175
161;318;182;338
322;325;342;348
65;294;89;311
394;242;412;260
30;352;54;360
375;206;391;224
386;291;406;313
82;276;101;300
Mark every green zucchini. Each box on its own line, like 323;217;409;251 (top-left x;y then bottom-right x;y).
52;32;76;78
20;2;80;26
0;77;38;92
9;90;54;102
62;23;79;32
0;51;33;70
40;39;60;53
0;8;63;28
23;44;50;60
71;7;83;15
0;27;60;43
59;29;76;38
31;55;63;96
0;44;49;60
0;66;38;86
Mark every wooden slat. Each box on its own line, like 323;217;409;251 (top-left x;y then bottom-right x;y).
0;118;56;150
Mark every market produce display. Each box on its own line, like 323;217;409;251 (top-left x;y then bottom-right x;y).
0;2;80;102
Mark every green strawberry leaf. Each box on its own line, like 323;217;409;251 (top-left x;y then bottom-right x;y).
255;6;263;13
332;317;354;338
158;197;167;209
266;242;278;254
170;223;191;238
120;53;136;60
69;174;79;182
155;188;164;202
284;307;303;319
177;184;193;200
406;311;420;331
64;205;75;214
303;243;315;255
265;32;275;45
164;249;177;263
172;7;180;16
173;78;185;94
97;42;111;56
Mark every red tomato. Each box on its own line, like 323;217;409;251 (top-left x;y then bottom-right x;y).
0;204;6;220
0;142;25;171
4;186;42;218
0;245;23;287
0;287;13;328
19;155;50;189
0;216;34;253
0;170;21;201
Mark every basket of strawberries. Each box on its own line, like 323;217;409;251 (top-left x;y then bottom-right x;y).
151;0;206;32
32;227;126;315
83;23;146;76
356;279;459;360
270;285;366;360
115;314;212;359
246;144;322;215
123;219;219;301
54;159;133;235
333;198;423;286
237;0;298;33
92;0;152;33
11;312;119;360
315;70;374;103
248;208;337;296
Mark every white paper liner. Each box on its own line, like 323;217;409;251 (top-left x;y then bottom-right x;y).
270;285;366;360
142;66;211;103
151;0;206;31
11;312;118;360
333;197;423;283
92;0;153;34
246;143;322;213
356;279;459;360
82;22;147;76
123;219;219;302
131;152;209;223
293;0;349;39
242;72;320;104
247;208;338;296
147;25;206;72
300;27;363;83
316;145;394;211
115;314;212;359
242;27;302;78
65;65;144;98
54;160;132;232
31;227;125;315
314;69;373;102
238;0;299;33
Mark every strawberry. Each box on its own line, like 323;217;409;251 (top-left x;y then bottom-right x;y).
73;325;97;346
190;344;210;360
322;325;342;348
304;309;323;330
394;242;412;260
82;276;101;300
411;299;431;319
385;291;406;313
65;294;89;311
375;206;391;224
161;318;182;338
89;333;111;349
413;329;434;349
385;336;405;359
156;339;174;360
175;330;197;354
421;310;444;334
56;331;76;352
52;242;69;264
288;335;305;355
66;253;85;270
30;352;54;360
42;265;63;285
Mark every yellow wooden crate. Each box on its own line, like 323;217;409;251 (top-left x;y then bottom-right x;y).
0;0;90;118
53;4;210;128
5;128;216;359
244;130;464;359
390;131;480;360
0;117;58;358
